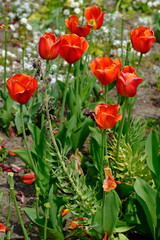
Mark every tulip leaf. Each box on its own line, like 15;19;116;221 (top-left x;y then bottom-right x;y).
145;130;160;181
12;149;32;169
71;117;94;151
102;190;120;239
23;207;64;240
134;178;157;239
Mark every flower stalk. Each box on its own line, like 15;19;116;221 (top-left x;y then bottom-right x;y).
59;64;71;129
8;173;30;240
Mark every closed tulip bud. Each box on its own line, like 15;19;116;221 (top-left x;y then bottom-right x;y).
116;66;143;97
90;57;122;85
38;32;61;60
93;104;122;129
130;26;156;54
84;5;105;30
59;34;89;64
7;74;38;104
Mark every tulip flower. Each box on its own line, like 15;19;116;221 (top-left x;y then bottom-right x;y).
65;15;92;37
93;104;122;129
21;172;36;184
38;32;61;60
116;66;143;97
62;208;70;216
7;74;38;104
84;5;105;30
69;217;86;229
90;57;122;85
0;223;6;232
59;34;89;64
103;167;117;191
130;26;156;54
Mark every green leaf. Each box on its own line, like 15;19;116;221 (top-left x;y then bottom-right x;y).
13;149;32;169
23;208;64;240
29;102;41;115
71;117;94;151
102;190;120;238
116;183;134;199
134;178;157;238
146;130;160;180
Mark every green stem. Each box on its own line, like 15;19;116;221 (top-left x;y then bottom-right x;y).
44;205;49;240
59;64;71;129
104;85;108;104
75;60;80;101
45;96;94;214
116;97;128;161
124;41;131;66
20;104;36;173
137;53;143;74
8;173;30;240
126;99;132;143
3;17;9;92
35;185;40;218
6;191;11;227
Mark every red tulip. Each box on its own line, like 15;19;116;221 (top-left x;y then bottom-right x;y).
90;57;122;85
65;15;92;37
93;104;122;129
21;172;36;184
103;167;117;192
116;66;143;97
59;34;89;64
7;74;38;104
84;5;105;30
0;223;6;232
69;217;86;229
130;26;156;54
38;32;61;60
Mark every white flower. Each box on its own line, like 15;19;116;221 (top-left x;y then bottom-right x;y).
63;9;70;16
74;7;81;14
20;18;28;25
54;29;60;35
147;1;153;7
26;23;32;31
9;24;16;31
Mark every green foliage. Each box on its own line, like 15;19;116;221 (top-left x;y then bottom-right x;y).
108;134;150;184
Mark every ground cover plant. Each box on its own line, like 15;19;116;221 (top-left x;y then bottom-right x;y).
0;0;160;239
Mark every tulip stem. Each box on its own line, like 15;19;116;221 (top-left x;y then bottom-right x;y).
20;104;36;174
126;99;132;143
8;173;30;240
3;17;9;92
59;64;71;129
104;85;108;104
137;53;143;74
116;97;128;161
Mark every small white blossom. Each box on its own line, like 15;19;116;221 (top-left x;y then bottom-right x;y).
20;18;28;25
74;7;81;14
26;23;32;31
63;9;70;16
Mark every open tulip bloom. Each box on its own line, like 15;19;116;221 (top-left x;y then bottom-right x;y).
90;57;122;85
65;15;92;37
116;66;143;97
38;32;61;60
59;34;89;64
7;74;38;104
130;26;156;54
84;5;105;30
93;103;122;129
